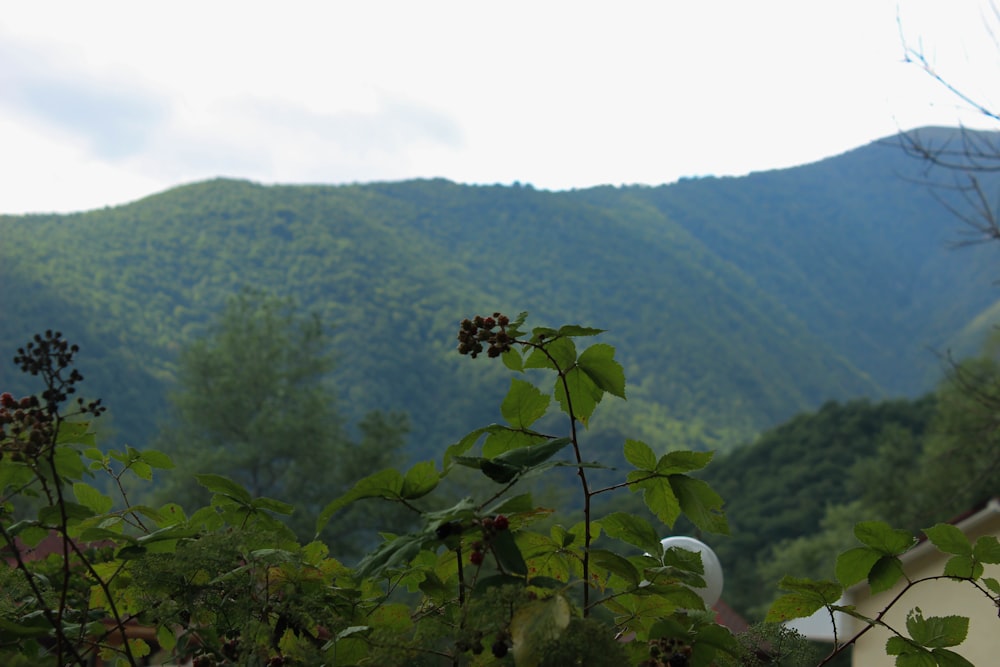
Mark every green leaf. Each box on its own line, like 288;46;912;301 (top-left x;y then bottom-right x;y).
56;421;96;447
72;482;113;514
487;493;534;516
38;502;93;525
139;449;175;469
930;648;976;667
501;348;524;372
482;428;547;458
52;445;86;480
655;450;714;475
316;468;404;535
982;577;1000;594
554;366;603;425
627;470;681;527
623;439;657;471
525;335;576;371
765;576;842;623
130;460;153;480
401;460;439;500
556;324;605;337
195;474;253;504
156;625;176;653
924;523;971;556
591;549;641;587
868;555;905;593
973;535;1000;564
855;521;915;555
443;425;499;469
600;512;661;553
671;475;728;535
905;608;968;649
251;497;295;515
480;437;573;484
942;554;981;579
576;343;626;399
836;547;882;587
501;378;550;429
492;529;528;576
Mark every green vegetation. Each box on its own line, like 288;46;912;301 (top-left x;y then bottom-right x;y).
3;130;1000;461
150;288;410;551
2;319;996;666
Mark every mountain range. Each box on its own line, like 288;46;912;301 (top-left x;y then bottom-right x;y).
1;127;998;461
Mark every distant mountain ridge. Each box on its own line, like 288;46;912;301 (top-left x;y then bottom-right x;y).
1;127;998;459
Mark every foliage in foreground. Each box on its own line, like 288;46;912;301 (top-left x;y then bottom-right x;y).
1;318;998;665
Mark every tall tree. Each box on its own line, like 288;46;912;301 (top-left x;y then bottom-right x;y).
153;288;410;553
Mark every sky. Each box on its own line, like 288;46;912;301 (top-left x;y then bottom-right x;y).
1;1;998;214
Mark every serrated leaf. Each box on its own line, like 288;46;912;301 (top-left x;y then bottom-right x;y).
591;549;641;586
554;366;603;425
600;512;661;553
492;529;527;576
525;336;576;371
577;343;626;399
627;470;681;527
924;523;971;556
251;497;295;515
501;348;524;372
401;460;439;499
942;554;981;579
72;482;113;514
487;493;534;516
482;428;547;458
836;547;882;587
983;577;1000;594
556;324;605;337
973;535;1000;564
855;521;915;555
905;608;968;648
52;445;86;480
501;378;551;429
671;475;728;535
316;468;404;534
139;449;174;469
930;648;976;667
655;450;714;475
56;421;96;447
766;576;842;622
195;474;252;504
868;555;905;593
624;439;657;471
443;424;503;469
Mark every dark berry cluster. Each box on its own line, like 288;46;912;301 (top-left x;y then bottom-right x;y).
456;629;510;658
457;313;512;359
640;637;693;667
0;391;51;461
468;514;510;566
13;331;104;417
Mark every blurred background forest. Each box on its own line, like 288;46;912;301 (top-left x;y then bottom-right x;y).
3;126;1000;620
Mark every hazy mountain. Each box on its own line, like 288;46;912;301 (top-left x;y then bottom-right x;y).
2;127;998;460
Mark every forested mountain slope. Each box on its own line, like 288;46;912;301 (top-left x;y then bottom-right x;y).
1;128;997;460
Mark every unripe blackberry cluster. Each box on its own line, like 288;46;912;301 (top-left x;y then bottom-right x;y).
457;313;512;359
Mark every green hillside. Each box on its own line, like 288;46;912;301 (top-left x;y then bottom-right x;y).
1;128;997;461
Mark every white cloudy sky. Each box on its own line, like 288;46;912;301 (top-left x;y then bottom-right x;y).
1;0;998;214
